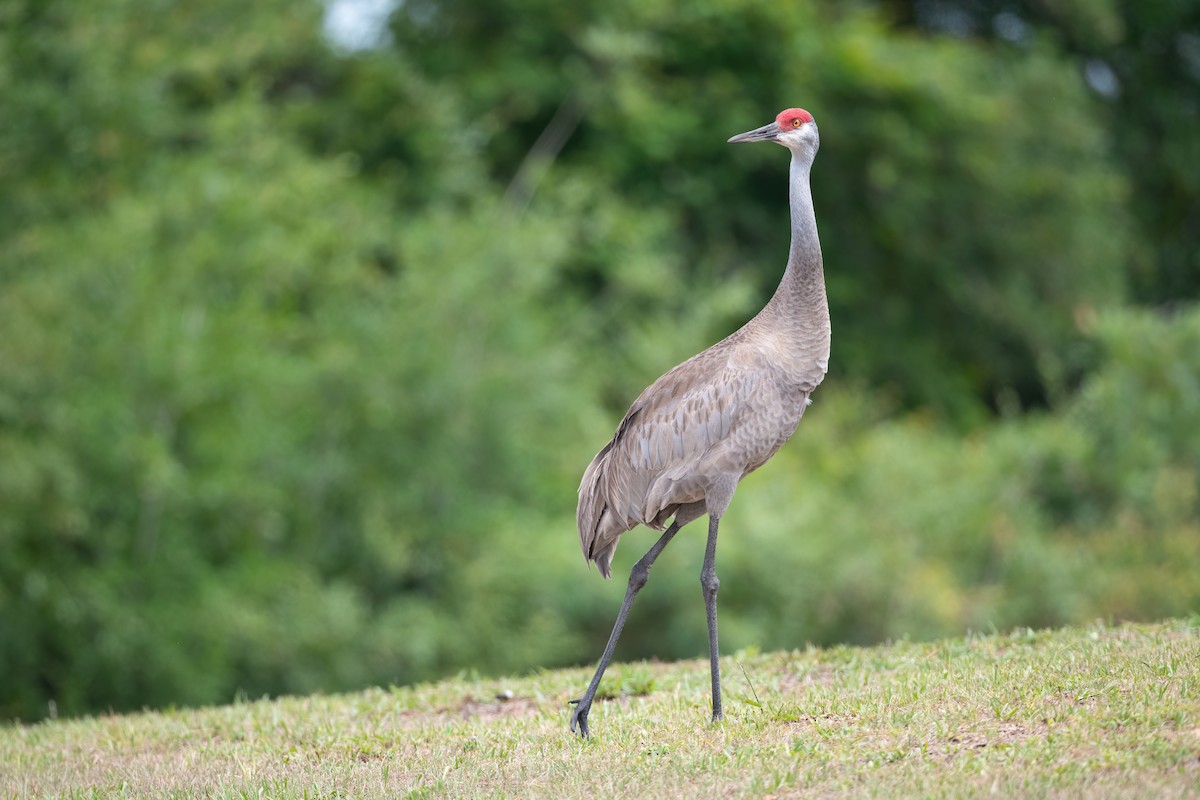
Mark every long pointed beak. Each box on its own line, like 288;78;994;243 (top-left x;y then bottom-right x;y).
727;122;779;144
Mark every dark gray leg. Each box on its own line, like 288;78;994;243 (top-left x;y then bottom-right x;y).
570;521;682;737
701;514;722;722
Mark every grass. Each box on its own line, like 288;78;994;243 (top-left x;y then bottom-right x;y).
2;619;1198;799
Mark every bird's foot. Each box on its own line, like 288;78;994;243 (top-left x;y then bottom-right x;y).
568;697;591;738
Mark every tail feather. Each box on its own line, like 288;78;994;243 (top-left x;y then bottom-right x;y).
593;544;615;580
577;444;623;579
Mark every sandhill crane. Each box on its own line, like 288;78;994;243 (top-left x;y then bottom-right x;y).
570;108;830;737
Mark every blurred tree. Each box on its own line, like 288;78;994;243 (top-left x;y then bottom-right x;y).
883;0;1200;305
0;92;603;718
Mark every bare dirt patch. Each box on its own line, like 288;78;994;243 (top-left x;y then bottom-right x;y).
456;694;540;720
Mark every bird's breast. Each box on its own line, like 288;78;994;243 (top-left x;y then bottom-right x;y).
746;326;829;395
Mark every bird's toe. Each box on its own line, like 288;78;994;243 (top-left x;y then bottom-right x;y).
568;699;591;737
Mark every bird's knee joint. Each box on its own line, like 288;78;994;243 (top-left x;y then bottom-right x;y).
700;572;720;595
628;562;651;592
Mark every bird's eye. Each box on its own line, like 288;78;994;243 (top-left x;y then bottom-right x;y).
792;118;802;128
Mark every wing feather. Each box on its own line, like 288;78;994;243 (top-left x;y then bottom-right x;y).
577;349;757;576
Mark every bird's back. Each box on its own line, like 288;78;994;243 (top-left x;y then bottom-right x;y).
577;318;823;577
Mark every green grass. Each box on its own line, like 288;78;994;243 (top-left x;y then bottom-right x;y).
3;619;1198;799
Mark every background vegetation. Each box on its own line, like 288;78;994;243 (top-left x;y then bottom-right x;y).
1;0;1197;722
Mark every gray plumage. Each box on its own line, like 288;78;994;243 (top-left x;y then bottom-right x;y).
577;115;830;578
569;108;829;737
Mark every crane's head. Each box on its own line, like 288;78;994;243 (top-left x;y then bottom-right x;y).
727;108;818;154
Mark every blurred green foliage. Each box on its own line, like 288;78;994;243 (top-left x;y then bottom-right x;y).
890;0;1200;305
0;0;1196;722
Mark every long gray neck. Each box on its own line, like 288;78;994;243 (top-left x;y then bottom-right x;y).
753;145;831;386
785;151;822;290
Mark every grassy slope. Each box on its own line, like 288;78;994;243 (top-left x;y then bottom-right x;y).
2;620;1198;799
